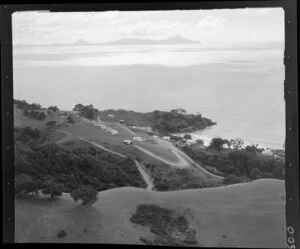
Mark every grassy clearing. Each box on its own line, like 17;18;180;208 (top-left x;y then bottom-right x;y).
136;141;180;163
15;179;286;247
130;203;197;246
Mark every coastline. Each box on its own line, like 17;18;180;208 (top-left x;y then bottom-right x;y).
173;128;285;151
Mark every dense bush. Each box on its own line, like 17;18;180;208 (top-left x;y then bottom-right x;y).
73;104;99;119
67;116;75;124
14;99;41;110
46;121;57;128
151;110;216;134
24;109;46;120
14;140;146;198
14;173;42;196
14;127;40;143
181;144;284;180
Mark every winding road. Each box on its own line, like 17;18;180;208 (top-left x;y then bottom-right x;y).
53;128;154;190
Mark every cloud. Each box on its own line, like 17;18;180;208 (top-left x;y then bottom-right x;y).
256;8;269;15
196;15;227;29
12;9;283;45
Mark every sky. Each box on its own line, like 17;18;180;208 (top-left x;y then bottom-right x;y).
12;8;284;45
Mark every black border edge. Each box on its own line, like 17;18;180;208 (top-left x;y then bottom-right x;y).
284;1;299;248
1;4;14;244
1;1;299;247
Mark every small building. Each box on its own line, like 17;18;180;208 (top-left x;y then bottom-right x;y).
123;140;132;145
186;139;197;146
108;114;115;118
152;135;158;139
133;136;143;142
120;120;125;123
162;136;171;141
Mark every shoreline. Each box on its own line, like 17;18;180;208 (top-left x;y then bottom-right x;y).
173;129;284;151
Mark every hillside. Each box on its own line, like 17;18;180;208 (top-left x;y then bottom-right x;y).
15;179;286;247
99;109;216;135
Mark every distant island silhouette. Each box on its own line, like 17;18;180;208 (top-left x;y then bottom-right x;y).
15;35;202;47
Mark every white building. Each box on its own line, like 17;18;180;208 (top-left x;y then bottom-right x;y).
186;139;197;146
123;140;132;145
133;136;143;142
162;136;171;141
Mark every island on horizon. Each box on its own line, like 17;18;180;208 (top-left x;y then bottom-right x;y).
14;35;202;47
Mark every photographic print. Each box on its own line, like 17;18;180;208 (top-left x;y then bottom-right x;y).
12;7;286;247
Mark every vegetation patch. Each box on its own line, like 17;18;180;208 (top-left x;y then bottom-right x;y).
14;129;147;203
144;163;222;191
181;141;285;181
99;108;216;135
130;204;198;246
56;229;67;238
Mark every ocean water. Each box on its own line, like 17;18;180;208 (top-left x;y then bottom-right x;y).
13;43;285;149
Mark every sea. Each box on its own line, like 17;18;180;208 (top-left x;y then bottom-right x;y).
13;42;285;149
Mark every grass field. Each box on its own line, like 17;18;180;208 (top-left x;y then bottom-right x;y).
15;179;286;247
135;141;180;163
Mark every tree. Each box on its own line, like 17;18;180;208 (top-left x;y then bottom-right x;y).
70;185;98;206
208;137;226;151
48;106;59;112
230;138;244;150
223;139;231;149
73;104;84;112
41;178;64;198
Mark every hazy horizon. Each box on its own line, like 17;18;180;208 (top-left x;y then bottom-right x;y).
13;8;285;149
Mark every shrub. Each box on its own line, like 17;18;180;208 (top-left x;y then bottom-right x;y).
67;116;75;124
46;121;57;128
57;230;67;238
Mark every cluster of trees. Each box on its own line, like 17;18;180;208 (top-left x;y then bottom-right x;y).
14;99;41;110
48;106;59;112
151;110;216;134
14;130;146;205
14;127;40;143
73;104;99;119
182;137;285;182
24;109;47;120
14;99;46;120
208;137;244;151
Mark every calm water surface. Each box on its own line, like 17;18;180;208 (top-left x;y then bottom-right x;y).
13;43;285;149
